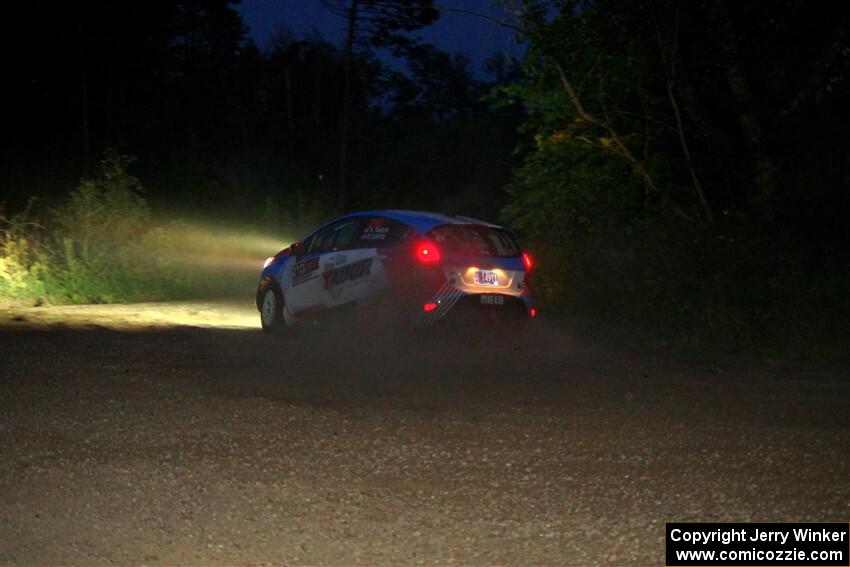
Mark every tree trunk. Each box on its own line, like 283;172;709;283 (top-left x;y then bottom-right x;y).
712;0;779;203
77;11;90;157
654;7;714;224
554;61;695;223
339;0;359;214
283;66;294;134
80;55;90;157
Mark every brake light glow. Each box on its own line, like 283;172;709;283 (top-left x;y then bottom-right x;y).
423;303;438;312
263;256;274;268
522;252;533;271
530;307;537;318
415;241;442;264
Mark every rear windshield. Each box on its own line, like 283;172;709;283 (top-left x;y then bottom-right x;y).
427;225;520;258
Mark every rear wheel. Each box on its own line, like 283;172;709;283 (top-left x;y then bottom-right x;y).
260;287;287;334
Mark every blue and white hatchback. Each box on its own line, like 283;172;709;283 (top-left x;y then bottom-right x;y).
256;210;536;333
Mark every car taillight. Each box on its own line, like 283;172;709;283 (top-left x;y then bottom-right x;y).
530;307;537;318
415;241;442;264
423;303;438;312
522;252;533;272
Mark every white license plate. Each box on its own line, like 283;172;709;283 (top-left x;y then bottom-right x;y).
480;295;504;306
473;270;498;286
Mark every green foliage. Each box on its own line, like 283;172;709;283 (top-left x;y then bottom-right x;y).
502;137;640;304
1;151;274;305
39;151;153;302
56;151;150;248
506;146;850;359
499;0;850;360
0;153;153;303
0;203;48;303
352;113;518;218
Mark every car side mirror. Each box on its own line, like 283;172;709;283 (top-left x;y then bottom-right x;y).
291;241;304;260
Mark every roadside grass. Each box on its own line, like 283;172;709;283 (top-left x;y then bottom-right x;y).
1;152;289;306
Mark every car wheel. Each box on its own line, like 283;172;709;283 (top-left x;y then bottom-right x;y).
260;286;287;334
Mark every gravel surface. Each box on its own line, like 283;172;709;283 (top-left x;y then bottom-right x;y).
1;302;849;566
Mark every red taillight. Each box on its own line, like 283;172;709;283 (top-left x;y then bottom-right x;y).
530;307;537;318
423;303;438;312
415;241;442;264
522;252;533;272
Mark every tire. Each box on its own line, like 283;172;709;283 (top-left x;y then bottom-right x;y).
259;286;287;335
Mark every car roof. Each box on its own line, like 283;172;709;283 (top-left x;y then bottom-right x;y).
335;210;501;234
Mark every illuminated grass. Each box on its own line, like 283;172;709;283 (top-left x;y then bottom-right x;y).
1;152;296;305
0;217;294;305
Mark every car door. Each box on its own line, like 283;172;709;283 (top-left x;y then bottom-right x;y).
315;219;365;308
335;215;405;305
314;215;411;309
285;219;359;316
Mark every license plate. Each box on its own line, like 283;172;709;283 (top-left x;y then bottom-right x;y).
480;295;504;306
473;270;498;286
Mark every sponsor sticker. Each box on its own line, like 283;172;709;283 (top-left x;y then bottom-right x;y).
322;258;373;290
360;218;390;241
292;257;320;287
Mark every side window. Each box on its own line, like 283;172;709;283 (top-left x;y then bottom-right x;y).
308;220;359;254
307;227;334;254
354;216;412;248
330;221;359;251
299;234;315;253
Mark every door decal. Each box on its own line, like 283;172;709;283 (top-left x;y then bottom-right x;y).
322;257;372;291
291;257;320;287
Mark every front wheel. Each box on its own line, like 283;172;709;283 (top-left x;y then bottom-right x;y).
260;287;287;334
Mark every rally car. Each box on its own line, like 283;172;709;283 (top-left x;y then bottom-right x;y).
256;210;536;333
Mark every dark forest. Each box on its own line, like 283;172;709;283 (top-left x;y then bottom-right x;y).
2;0;849;359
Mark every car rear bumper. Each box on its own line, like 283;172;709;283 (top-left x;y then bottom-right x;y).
413;285;534;327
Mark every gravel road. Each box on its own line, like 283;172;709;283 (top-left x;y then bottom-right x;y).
1;302;848;566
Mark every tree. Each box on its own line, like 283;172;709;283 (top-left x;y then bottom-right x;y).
709;0;779;206
387;45;484;120
320;0;440;212
485;0;850;349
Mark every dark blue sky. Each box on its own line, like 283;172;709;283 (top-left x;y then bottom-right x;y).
235;0;523;73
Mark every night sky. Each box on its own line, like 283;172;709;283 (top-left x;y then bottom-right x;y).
235;0;523;72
